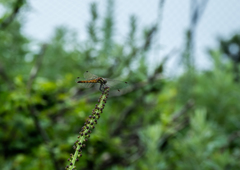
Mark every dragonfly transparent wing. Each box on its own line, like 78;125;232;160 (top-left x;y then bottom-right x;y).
75;77;95;88
84;71;98;80
105;78;128;91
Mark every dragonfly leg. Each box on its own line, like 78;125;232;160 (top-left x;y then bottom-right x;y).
99;84;103;92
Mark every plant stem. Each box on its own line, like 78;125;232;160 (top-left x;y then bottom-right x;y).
66;87;110;170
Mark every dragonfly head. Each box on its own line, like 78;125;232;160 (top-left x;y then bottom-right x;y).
102;78;107;84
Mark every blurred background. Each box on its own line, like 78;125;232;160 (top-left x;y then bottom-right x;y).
1;0;240;169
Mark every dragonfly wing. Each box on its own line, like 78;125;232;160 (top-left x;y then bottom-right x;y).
80;83;94;88
77;82;95;88
105;79;128;90
84;71;98;80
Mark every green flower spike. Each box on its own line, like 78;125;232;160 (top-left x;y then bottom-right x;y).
66;87;110;170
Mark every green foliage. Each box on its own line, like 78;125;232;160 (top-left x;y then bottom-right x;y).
1;0;240;170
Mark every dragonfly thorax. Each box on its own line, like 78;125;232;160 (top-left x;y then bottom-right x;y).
98;77;107;85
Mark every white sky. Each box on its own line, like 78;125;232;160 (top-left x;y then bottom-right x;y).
22;0;240;75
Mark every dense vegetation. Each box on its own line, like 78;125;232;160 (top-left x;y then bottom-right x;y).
1;1;240;169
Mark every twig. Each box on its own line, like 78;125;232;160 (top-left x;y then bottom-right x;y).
0;0;25;29
29;105;60;170
188;0;209;66
127;0;166;65
172;99;195;122
27;44;47;90
221;130;240;152
0;59;25;90
110;49;177;136
158;99;195;150
0;63;8;81
144;0;166;51
26;44;58;169
109;48;178;98
110;98;141;136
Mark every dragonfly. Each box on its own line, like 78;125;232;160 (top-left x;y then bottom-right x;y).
76;71;128;92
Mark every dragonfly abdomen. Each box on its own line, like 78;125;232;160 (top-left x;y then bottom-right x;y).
77;79;98;83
